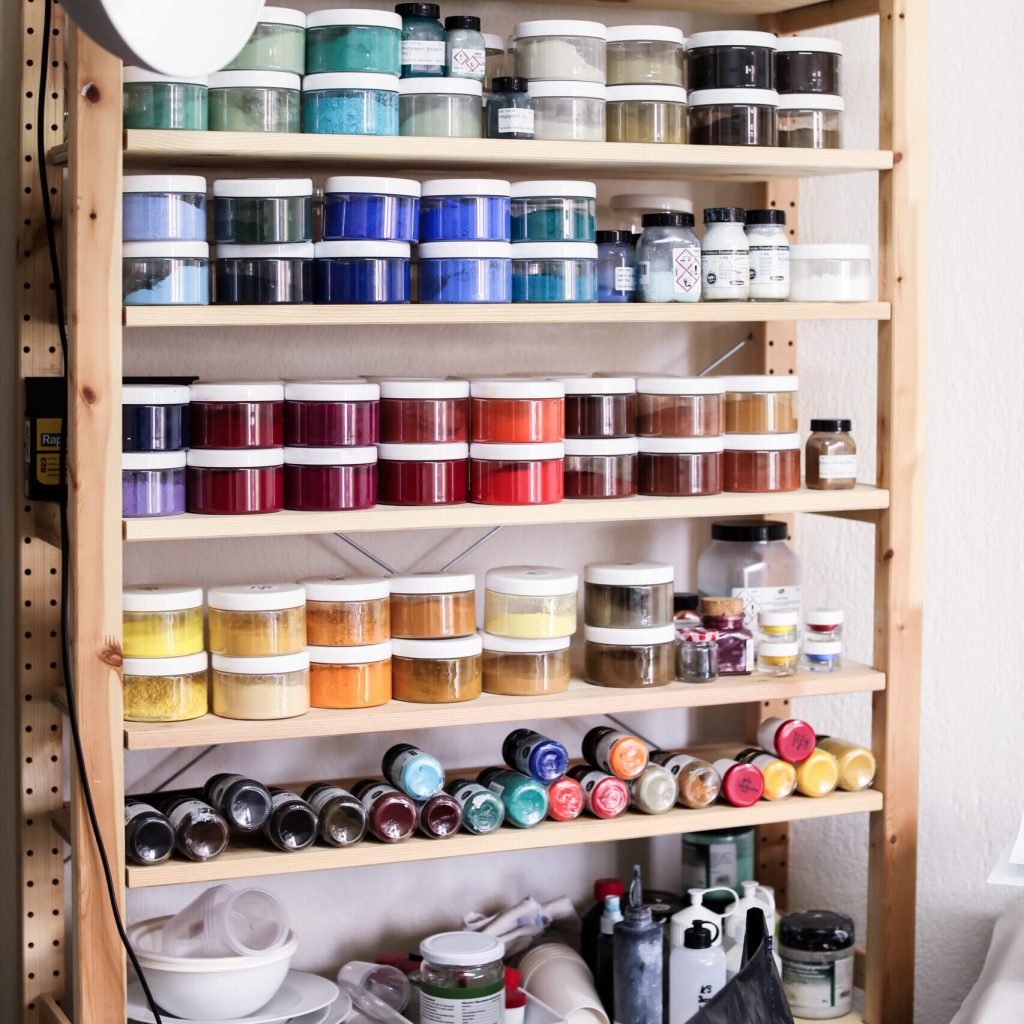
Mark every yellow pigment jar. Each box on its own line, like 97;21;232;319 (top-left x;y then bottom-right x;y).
818;736;877;792
207;582;306;657
122;651;209;722
484;565;579;639
795;747;840;797
737;748;796;800
122;584;205;658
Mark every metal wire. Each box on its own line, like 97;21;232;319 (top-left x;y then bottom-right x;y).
441;526;503;571
604;715;659;749
334;533;397;574
151;745;221;793
699;335;750;376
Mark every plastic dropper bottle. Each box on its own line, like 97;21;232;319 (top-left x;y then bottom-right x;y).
596;894;623;1013
613;865;664;1024
668;920;725;1020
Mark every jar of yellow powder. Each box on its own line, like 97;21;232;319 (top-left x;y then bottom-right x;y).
122;652;209;722
211;650;310;720
757;641;799;676
795;747;840;797
122;584;204;658
207;583;306;656
484;565;578;639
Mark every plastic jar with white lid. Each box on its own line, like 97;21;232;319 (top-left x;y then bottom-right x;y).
378;378;470;443
302;72;400;135
207;583;306;657
283;445;378;511
723;433;802;493
188;381;284;448
702;208;749;301
284;379;379;448
186;448;286;515
584;562;674;629
419;179;512;243
420;932;506;1024
563;437;638;499
226;7;307;74
686;30;777;90
483;34;507;91
688;88;779;146
323;176;421;242
399;78;483;137
636;376;725;437
608;193;694;237
789;245;872;301
470;379;564;444
484;566;579;639
208;71;301;132
391;635;484;703
774;36;842;95
745;210;790;300
606;25;685;86
417;242;513;303
123;584;205;658
390;572;476;639
123;241;210;306
584;624;676;688
213;178;313;245
211;650;310;720
560;375;637;439
481;633;571;696
123;652;210;723
122;383;190;453
377;442;469;505
308;640;392;709
300;575;390;646
122;452;187;517
778;93;843;149
306;8;403;75
606;84;687;143
214;241;314;304
638;436;725;497
314;241;412;303
511;243;599;302
123;175;208;243
527;81;606;141
122;68;208;130
470;442;566;504
513;20;607;83
721;374;799;433
511;180;597;242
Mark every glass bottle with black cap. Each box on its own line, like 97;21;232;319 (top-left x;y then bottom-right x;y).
805;419;857;490
636;212;701;303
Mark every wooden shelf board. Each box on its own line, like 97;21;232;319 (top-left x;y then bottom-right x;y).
123;662;884;750
123;485;888;542
126;788;881;888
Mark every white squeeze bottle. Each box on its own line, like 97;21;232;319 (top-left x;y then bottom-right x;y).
724;881;781;979
672;887;736;947
669;920;726;1022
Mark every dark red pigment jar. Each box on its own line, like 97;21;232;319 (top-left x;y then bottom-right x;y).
563;438;638;499
547;776;585;821
638;437;724;496
377;443;469;505
559;376;637;439
189;382;285;449
284;447;377;511
417;792;463;839
284;379;380;447
469;443;565;505
350;780;418;843
378;378;470;443
186;448;285;514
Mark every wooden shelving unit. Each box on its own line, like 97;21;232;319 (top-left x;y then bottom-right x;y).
17;0;926;1021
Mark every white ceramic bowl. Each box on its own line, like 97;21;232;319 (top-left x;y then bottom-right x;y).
128;917;298;1020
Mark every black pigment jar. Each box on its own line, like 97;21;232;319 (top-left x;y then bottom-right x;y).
214;244;314;304
775;36;842;95
686;31;777;91
688;89;779;146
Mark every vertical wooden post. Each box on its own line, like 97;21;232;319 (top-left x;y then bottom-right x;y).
867;2;927;1022
66;25;126;1024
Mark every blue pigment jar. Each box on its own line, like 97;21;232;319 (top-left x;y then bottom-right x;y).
512;242;599;302
302;72;400;135
596;229;637;302
511;180;598;242
122;384;190;453
419;179;511;242
382;743;446;799
214;242;314;304
323;176;421;242
123;175;207;242
123;242;210;305
503;729;570;783
314;240;411;303
418;242;513;303
306;8;403;75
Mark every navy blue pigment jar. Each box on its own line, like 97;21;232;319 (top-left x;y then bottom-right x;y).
122;384;190;452
419;179;511;242
314;241;411;303
323;175;421;242
418;242;512;303
214;243;314;304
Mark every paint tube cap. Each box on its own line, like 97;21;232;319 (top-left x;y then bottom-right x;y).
420;931;505;966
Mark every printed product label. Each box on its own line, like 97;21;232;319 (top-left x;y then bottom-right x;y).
614;265;637;292
205;774;243;807
735;748;776;773
450;46;485;74
591;732;628;775
749;244;790;284
672;245;701;295
818;453;858;480
497;107;534;135
401;39;446;66
448;781;487;807
124;801;157;826
782;955;854;1011
508;734;545;775
730;584;801;633
35;416;62;485
702;249;749;294
681;838;739;888
570;768;607;815
358;783;401;813
652;752;701;778
269;791;298;812
167;799;214;831
639;261;650;284
306;785;348;816
383;745;426;789
420;980;504;1024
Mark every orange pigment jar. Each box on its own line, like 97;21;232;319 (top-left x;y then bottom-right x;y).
470;379;565;443
308;641;392;708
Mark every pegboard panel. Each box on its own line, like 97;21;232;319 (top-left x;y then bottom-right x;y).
19;0;68;1022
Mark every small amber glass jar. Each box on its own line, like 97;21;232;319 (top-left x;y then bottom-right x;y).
723;433;801;492
309;641;392;708
300;575;390;646
583;624;675;688
481;633;571;696
391;634;483;703
207;583;306;656
389;572;476;638
722;375;799;433
805;418;857;489
636;376;725;437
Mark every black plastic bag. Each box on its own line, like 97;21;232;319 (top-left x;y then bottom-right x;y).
684;908;795;1024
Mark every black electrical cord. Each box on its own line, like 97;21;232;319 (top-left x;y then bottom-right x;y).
36;3;165;1021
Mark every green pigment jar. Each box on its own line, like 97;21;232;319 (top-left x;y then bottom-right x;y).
123;68;208;131
224;7;307;74
208;71;301;133
213;178;314;244
306;8;403;75
510;180;598;242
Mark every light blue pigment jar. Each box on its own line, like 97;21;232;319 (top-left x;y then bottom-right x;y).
419;179;512;242
123;242;210;305
512;242;598;302
302;72;400;135
314;241;411;303
122;175;207;242
306;8;403;75
418;242;513;303
323;176;421;242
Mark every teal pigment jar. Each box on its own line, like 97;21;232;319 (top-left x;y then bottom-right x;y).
306;8;403;75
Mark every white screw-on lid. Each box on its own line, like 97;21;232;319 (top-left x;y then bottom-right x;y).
563;437;639;457
418;242;513;260
213;178;313;198
483;34;505;52
256;7;307;28
299;575;390;602
314;240;412;259
389;572;475;595
805;608;844;626
122;584;204;612
759;610;799;626
777;93;844;112
123;67;208;86
123;241;209;259
637;436;725;454
212;650;310;674
480;632;571;654
216;242;314;260
308;640;392;664
420;931;505;966
208;582;306;611
510;242;599;260
790;244;871;261
399;77;482;96
283;379;379;402
378;379;470;399
122;451;186;470
471;379;564;400
208;70;301;90
718;374;799;393
723;432;802;451
325;176;421;198
123;651;208;677
303;72;400;92
283;446;377;466
686;30;777;50
122;384;191;406
606;85;687;104
421;179;512;198
607;24;684;44
469;442;565;461
556;376;635;395
584;624;676;645
485;565;578;597
377;442;469;461
307;8;401;30
514;20;607;41
527;81;607;101
802;639;842;655
511;180;597;200
392;635;483;660
123;175;207;195
636;375;726;396
584;561;673;586
189;381;284;402
186;448;285;468
760;641;800;657
688;88;780;107
774;35;843;55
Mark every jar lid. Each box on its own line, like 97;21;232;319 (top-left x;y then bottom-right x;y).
803;639;842;654
122;384;191;405
421;178;512;198
610;194;693;215
283;446;377;466
686;30;778;50
680;628;718;642
485;565;579;597
418;242;513;260
805;608;844;626
641;211;693;228
510;242;599;260
470;379;564;400
396;2;440;17
584;561;673;586
389;572;475;595
212;650;310;674
556;375;635;395
745;209;786;226
563;437;638;457
723;432;801;451
308;640;392;664
208;70;302;90
513;20;608;41
123;583;204;612
780;910;854;952
190;381;284;402
325;176;422;198
446;14;481;31
314;240;412;259
638;436;725;454
511;180;597;200
216;242;315;259
701;596;743;616
718;374;799;393
761;641;799;657
213;178;313;198
469;442;565;461
774;35;843;55
636;375;725;396
420;930;505;966
284;379;380;402
777;93;845;111
760;610;799;626
398;77;482;96
483;33;505;51
378;378;470;399
257;6;307;28
595;229;631;245
123;651;208;677
123;67;209;86
186;448;285;468
300;575;390;601
704;206;746;224
527;81;607;100
606;85;687;103
208;582;306;611
123;241;210;259
790;244;871;260
711;520;788;542
122;451;186;470
303;72;401;92
377;442;469;461
123;174;207;194
810;418;852;432
307;8;402;29
481;632;571;653
584;624;675;646
688;88;780;107
492;76;529;93
606;24;684;44
392;635;483;659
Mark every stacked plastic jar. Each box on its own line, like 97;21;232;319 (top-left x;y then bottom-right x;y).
775;37;843;149
756;610;800;676
720;375;801;493
606;25;687;144
123;68;208;130
802;608;844;672
122;381;191;518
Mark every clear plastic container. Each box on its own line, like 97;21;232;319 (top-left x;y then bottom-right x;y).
759;610;799;644
208;71;301;132
123;242;209;305
481;634;571;696
302;73;400;135
675;630;719;683
123;584;204;658
638;437;724;496
722;375;799;433
214;242;313;304
805;608;843;641
584;562;674;629
596;230;637;302
207;583;306;657
484;34;507;91
323;176;421;242
801;639;843;673
528;82;606;141
584;624;676;688
284;446;378;510
186;448;285;515
189;381;284;448
378;378;470;443
123;68;208;130
284;379;380;448
637;212;701;303
758;641;799;676
512;243;598;302
606;85;687;143
470;379;564;444
161;885;288;958
686;31;777;90
420;932;505;1023
301;575;391;646
563;437;638;499
314;241;411;303
484;566;578;639
377;442;469;504
306;8;403;75
399;78;483;137
608;193;694;237
226;7;307;73
309;641;392;708
723;433;801;492
389;572;476;639
122;652;209;723
391;635;483;703
122;383;190;453
688;89;779;146
560;375;637;438
418;243;512;303
636;376;724;437
778;94;843;149
511;181;597;242
774;36;842;95
122;452;186;517
213;178;313;245
513;20;607;83
123;175;207;242
607;25;685;86
789;245;872;301
211;651;310;719
486;77;535;140
470;442;565;504
419;179;512;242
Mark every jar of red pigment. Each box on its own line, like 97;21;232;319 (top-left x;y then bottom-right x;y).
638;436;724;496
470;379;565;444
189;381;284;448
377;442;469;505
723;432;801;492
636;376;725;437
563;437;638;499
557;375;637;439
186;448;285;514
284;379;380;447
377;378;470;443
470;442;564;505
284;446;377;510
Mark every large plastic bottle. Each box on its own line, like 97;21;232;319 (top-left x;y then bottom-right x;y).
668;921;726;1023
671;888;737;947
613;865;663;1024
724;881;781;979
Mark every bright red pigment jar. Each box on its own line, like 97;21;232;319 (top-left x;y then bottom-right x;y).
469;442;565;505
378;378;470;443
284;447;377;511
470;379;565;444
189;382;284;449
715;759;765;807
284;379;380;448
377;442;469;505
547;776;585;822
186;448;285;514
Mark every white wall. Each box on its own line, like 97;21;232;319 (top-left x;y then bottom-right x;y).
2;3;1022;1023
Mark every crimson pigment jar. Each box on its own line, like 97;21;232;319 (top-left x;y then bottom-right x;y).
189;381;284;448
638;436;724;496
558;375;637;439
470;379;565;444
723;433;801;492
284;446;378;510
564;437;638;499
377;442;469;505
378;378;470;443
636;376;725;437
284;379;380;447
470;442;564;505
186;448;285;514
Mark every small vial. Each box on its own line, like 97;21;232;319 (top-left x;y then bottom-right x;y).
676;629;719;683
757;640;799;676
801;639;843;673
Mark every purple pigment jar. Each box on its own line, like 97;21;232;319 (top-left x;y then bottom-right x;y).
122;175;208;242
122;452;187;517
